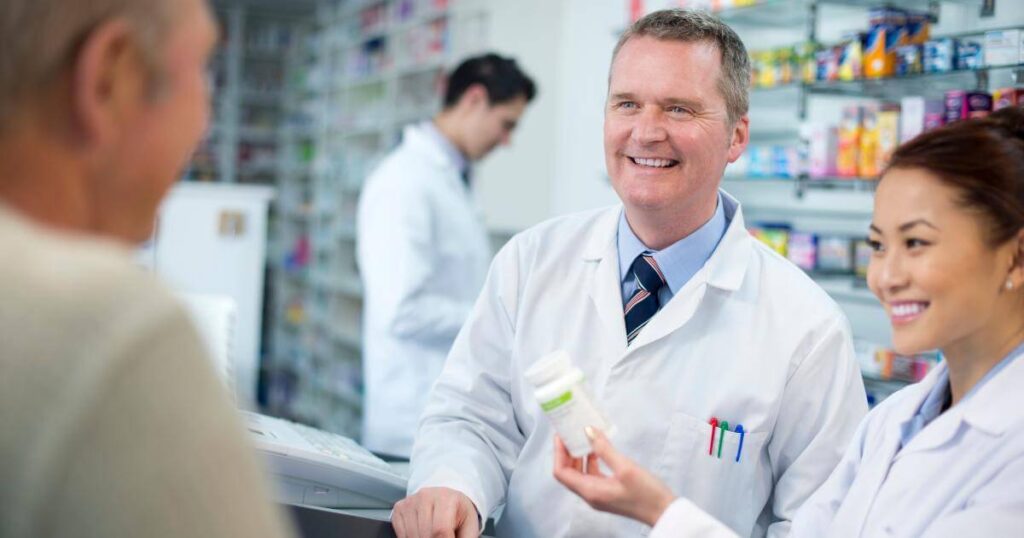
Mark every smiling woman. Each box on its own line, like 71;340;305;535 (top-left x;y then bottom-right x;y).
869;106;1024;405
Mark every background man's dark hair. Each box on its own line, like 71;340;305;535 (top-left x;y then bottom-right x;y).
443;53;537;108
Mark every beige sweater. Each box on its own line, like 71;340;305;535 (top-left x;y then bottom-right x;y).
0;205;294;538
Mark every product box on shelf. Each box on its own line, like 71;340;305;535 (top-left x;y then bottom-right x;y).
837;106;863;177
994;87;1024;110
787;232;818;272
895;44;923;76
923;98;946;131
923;37;957;73
984;29;1022;66
839;35;864;81
798;42;819;83
956;41;984;70
816;46;840;82
859;104;881;177
854;239;873;279
877;106;901;173
944;90;966;123
864;26;896;79
750;226;790;257
808;124;839;178
900;96;925;142
817;236;854;273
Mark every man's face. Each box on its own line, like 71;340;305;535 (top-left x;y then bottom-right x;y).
604;37;747;218
97;0;217;243
463;94;527;161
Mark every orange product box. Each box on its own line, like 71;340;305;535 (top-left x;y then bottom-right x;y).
837;106;863;177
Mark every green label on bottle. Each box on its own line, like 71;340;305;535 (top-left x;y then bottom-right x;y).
541;391;573;411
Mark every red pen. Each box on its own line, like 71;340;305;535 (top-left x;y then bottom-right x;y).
708;417;718;456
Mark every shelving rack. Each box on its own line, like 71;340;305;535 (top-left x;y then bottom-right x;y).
263;0;482;437
703;0;1012;400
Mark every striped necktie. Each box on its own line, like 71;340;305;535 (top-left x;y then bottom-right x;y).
624;254;666;345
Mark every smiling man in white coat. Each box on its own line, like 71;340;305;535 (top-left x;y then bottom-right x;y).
391;10;868;538
357;54;537;458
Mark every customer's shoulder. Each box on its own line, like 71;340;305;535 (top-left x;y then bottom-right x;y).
0;211;181;326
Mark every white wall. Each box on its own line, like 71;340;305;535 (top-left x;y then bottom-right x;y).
458;0;568;233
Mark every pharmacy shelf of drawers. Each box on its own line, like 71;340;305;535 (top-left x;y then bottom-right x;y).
700;0;1019;400
263;0;483;437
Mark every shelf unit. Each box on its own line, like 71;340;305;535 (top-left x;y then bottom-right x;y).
702;0;1016;400
263;0;484;438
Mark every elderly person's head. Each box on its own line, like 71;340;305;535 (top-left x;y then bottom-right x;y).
604;9;750;247
0;0;217;242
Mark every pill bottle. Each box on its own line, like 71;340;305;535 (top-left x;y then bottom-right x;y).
525;350;614;458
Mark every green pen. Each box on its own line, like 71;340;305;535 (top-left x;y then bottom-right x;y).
717;420;729;458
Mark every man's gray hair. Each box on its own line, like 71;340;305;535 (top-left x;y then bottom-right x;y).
0;0;175;125
612;9;750;125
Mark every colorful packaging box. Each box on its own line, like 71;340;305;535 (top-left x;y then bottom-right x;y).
944;90;967;123
905;11;933;45
956;41;984;70
752;227;790;257
923;99;946;131
966;91;993;118
859;104;881;177
924;38;956;73
816;46;840;82
839;35;864;81
854;239;873;279
864;26;895;79
877;106;901;173
787;232;818;272
994;87;1024;110
900;96;925;143
985;29;1022;66
798;42;819;83
895;44;923;76
817;236;854;273
837;106;863;177
809;124;839;178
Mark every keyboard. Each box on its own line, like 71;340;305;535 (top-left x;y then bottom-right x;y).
242;411;409;508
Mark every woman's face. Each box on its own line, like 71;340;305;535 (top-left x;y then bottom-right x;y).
868;167;1019;357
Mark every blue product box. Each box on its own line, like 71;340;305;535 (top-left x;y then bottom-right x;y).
956;41;983;70
895;44;923;76
924;38;956;73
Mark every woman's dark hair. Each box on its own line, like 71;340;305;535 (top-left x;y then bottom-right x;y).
443;53;537;109
885;106;1024;245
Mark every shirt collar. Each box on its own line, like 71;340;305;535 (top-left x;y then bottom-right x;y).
616;193;728;295
901;340;1024;445
419;120;470;180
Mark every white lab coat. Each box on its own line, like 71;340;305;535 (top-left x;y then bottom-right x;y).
653;354;1024;537
357;123;491;457
408;193;868;537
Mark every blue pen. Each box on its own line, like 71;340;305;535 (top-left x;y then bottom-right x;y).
735;424;745;462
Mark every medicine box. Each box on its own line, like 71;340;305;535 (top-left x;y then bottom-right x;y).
985;29;1021;66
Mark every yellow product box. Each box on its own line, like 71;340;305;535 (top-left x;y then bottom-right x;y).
859;105;880;177
838;37;863;81
837;106;863;177
876;107;901;172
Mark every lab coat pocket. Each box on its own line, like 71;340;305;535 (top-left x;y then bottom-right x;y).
658;412;768;532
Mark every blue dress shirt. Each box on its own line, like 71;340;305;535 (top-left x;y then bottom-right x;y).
419;120;471;184
617;193;729;307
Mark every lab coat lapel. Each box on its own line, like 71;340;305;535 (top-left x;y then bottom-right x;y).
900;355;1024;457
583;208;629;357
626;193;752;352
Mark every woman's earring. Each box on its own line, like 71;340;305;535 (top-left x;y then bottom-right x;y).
1007;280;1015;291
